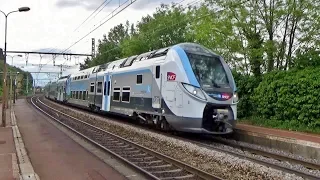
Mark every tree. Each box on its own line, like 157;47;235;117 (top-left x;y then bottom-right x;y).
80;57;91;70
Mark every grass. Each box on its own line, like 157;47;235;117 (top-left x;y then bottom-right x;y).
238;117;320;135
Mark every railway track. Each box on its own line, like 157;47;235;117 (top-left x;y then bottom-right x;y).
39;96;320;180
182;137;320;180
203;137;320;170
30;96;223;180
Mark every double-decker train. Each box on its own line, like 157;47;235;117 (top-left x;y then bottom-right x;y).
44;42;239;134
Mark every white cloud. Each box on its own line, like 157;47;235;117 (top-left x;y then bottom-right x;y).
0;0;197;86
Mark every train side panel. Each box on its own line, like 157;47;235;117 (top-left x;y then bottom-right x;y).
68;76;90;108
109;68;154;116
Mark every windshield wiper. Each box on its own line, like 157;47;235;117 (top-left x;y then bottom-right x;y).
212;80;221;88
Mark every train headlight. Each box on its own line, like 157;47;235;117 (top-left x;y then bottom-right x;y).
182;83;206;101
233;92;239;104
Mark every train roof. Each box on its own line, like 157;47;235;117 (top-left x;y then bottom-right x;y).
70;65;99;78
67;42;219;76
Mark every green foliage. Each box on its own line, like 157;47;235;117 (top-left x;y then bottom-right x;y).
292;49;320;68
252;67;320;129
0;61;33;96
232;71;260;118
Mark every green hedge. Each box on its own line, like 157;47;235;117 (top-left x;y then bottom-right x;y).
232;71;260;118
252;67;320;128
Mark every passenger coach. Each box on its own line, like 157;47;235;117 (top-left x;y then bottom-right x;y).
44;42;239;135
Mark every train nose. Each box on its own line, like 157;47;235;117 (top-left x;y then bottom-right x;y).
202;104;235;133
213;113;228;120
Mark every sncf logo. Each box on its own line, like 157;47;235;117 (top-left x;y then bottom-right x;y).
167;72;176;81
221;93;230;99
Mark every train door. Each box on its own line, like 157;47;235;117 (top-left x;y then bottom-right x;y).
152;65;162;109
63;85;66;101
58;85;62;101
102;74;111;112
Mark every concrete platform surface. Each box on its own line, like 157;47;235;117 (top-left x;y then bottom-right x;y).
0;107;19;180
236;123;320;144
13;99;127;180
235;123;320;159
0;128;18;180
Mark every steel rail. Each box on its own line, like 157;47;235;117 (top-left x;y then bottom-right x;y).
31;96;223;180
41;96;320;180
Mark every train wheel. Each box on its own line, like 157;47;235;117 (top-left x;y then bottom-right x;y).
159;118;169;132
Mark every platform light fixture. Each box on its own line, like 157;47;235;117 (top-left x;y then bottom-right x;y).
0;7;31;127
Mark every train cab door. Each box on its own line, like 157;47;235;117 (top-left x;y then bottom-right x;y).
58;86;62;101
102;74;111;112
152;65;162;109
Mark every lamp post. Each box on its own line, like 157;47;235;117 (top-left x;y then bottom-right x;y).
1;7;30;127
13;72;19;104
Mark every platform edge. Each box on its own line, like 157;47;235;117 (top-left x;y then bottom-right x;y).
11;107;40;180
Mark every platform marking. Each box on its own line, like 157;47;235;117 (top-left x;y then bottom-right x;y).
10;108;40;180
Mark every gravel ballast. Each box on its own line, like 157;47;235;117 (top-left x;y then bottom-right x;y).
42;98;308;180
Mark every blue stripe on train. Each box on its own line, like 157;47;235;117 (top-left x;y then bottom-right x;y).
172;45;200;87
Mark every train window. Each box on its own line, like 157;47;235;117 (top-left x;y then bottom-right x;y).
156;66;160;79
122;87;130;103
81;76;84;79
137;75;142;84
113;87;120;101
97;82;102;93
90;85;94;93
123;55;137;67
79;91;82;100
104;82;106;95
83;91;86;100
85;75;88;78
113;92;120;101
107;81;111;96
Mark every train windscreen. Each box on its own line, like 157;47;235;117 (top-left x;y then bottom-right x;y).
186;52;230;89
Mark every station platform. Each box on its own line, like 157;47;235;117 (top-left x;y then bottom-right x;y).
235;123;320;159
0;99;130;180
0;107;19;180
236;123;320;144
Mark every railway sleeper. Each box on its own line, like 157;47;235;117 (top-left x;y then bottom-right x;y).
127;156;155;161
118;152;148;158
160;174;195;180
131;160;163;164
152;170;191;179
143;164;172;169
150;168;182;174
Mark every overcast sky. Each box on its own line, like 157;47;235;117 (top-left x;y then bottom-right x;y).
0;0;197;86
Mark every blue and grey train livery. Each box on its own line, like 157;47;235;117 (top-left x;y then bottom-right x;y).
44;42;239;135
